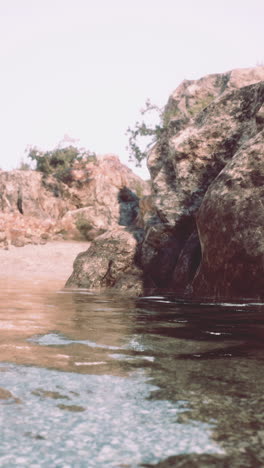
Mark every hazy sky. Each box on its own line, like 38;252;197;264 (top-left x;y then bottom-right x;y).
0;0;263;178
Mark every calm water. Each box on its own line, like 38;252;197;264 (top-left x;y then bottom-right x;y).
1;280;264;467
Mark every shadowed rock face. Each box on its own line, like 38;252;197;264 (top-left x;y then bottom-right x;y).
192;130;264;300
142;67;264;300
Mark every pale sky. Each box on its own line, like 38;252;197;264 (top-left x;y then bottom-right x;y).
0;0;263;179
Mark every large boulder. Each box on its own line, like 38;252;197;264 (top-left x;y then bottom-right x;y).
148;71;264;227
192;130;264;300
141;66;264;299
65;227;144;294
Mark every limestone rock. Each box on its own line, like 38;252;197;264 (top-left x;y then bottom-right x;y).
65;227;144;294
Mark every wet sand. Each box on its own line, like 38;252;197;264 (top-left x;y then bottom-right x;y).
0;241;89;288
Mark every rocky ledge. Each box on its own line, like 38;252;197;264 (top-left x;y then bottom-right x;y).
67;66;264;301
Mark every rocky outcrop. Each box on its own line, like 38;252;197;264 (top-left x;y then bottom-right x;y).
67;66;264;300
0;170;69;218
66;227;144;294
0;155;149;248
58;155;150;240
192;130;264;300
143;66;264;300
0;170;67;248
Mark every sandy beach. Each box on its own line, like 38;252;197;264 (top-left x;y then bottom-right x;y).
0;241;90;288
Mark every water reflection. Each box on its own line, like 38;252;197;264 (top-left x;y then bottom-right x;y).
1;283;264;466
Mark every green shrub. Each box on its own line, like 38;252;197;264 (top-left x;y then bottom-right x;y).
126;100;164;166
126;94;215;166
26;145;96;183
75;217;93;240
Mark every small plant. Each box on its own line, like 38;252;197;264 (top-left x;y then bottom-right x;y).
126;94;216;166
126;99;165;167
126;99;181;167
75;217;93;240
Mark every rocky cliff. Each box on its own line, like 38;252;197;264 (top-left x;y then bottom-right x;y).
0;155;150;249
67;66;264;301
143;66;264;301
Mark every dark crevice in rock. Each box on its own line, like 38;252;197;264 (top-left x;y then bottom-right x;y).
236;82;264;122
117;186;145;269
141;218;198;292
118;187;139;226
215;71;231;93
170;229;202;294
17;189;23;214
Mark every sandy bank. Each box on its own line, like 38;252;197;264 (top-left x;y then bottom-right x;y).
0;241;90;288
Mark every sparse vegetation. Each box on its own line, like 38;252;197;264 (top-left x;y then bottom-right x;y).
127;94;215;166
126;99;183;167
126;99;166;167
187;94;214;116
75;217;93;240
25;145;96;184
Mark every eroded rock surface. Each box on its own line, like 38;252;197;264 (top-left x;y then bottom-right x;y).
192;130;264;300
0;155;149;248
66;227;144;294
66;66;264;299
143;66;264;300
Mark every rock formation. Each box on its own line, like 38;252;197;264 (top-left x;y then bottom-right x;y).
192;129;264;300
65;227;144;294
0;155;150;249
67;66;264;301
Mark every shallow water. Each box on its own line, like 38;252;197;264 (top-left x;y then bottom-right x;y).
1;280;264;467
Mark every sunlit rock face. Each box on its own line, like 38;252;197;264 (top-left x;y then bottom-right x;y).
66;227;144;295
142;66;264;300
0;170;67;248
0;155;150;248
